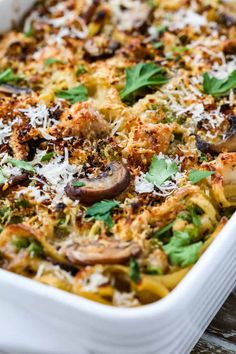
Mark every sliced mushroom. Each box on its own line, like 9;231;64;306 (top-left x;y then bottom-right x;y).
65;161;130;204
82;0;100;24
84;36;120;60
9;173;29;186
0;173;29;193
196;116;236;154
65;239;141;265
0;84;32;95
220;12;236;27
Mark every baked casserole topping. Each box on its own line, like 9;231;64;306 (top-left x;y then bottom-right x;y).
0;0;235;306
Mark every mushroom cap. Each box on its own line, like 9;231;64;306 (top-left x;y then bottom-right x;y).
0;84;32;95
196;116;236;154
0;173;29;193
65;161;130;204
65;239;141;265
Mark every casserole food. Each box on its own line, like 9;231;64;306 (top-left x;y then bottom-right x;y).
0;0;235;353
0;0;235;308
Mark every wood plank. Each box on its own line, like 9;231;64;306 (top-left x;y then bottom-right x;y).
192;335;236;354
192;333;236;354
192;290;236;353
206;290;236;343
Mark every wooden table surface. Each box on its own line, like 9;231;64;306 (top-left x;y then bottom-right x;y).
192;289;236;354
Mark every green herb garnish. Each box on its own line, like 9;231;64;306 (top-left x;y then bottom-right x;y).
0;68;20;84
72;181;86;187
163;230;202;267
85;200;119;228
153;41;163;49
155;25;168;35
7;159;35;173
129;257;141;283
44;58;65;66
203;70;236;97
153;221;174;238
41;152;53;162
56;85;88;104
24;26;34;37
188;170;215;184
146;156;178;186
120;62;168;101
0;170;6;184
189;207;201;228
76;65;87;76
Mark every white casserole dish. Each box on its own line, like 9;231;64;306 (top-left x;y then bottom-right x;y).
0;1;235;353
0;213;235;354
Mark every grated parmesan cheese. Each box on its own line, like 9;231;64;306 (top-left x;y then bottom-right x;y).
210;58;236;80
19;104;58;140
168;9;207;31
0;117;22;145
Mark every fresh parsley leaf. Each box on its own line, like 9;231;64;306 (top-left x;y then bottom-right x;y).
86;200;119;216
153;221;174;238
188;170;215;184
0;68;20;84
44;58;65;66
129;257;141;283
85;200;119;227
72;181;86;187
93;212;114;229
7;159;35;173
120;62;168;101
146;156;178;186
76;65;87;76
178;207;201;229
40;152;53;162
153;41;163;49
56;85;88;104
203;70;236;96
24;26;34;37
189;207;201;228
0;170;6;184
163;230;202;267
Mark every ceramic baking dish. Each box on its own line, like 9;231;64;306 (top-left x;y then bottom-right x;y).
0;211;235;354
0;1;235;353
